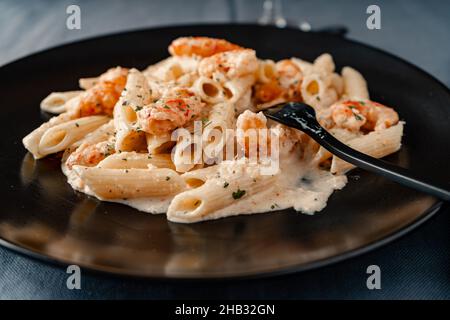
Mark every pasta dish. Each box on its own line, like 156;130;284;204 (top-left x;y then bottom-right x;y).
23;37;403;223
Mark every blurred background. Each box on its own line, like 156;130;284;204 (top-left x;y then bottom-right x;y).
0;0;449;299
0;0;449;84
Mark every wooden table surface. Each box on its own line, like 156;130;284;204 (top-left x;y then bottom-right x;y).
0;0;449;299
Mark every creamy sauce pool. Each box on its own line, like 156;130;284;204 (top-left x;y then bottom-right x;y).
112;156;348;221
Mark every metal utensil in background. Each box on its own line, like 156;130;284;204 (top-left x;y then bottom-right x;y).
257;0;348;36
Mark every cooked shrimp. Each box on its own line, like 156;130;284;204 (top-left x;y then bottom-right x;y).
137;87;204;135
236;110;271;157
198;49;258;80
254;81;284;103
69;67;128;117
66;141;115;169
236;110;267;131
168;37;243;57
253;59;303;104
327;100;399;131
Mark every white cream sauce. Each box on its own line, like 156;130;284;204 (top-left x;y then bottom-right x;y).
106;156;347;222
66;142;347;222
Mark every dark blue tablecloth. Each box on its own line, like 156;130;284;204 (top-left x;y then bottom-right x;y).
0;0;449;299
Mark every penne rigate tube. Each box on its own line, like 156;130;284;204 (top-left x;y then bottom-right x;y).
203;102;235;161
40;91;84;114
114;69;150;152
69;120;115;150
194;76;225;104
146;133;175;154
331;122;404;174
223;75;254;103
73;166;185;199
257;59;277;84
342;66;369;100
78;77;98;89
23;112;76;159
37;116;109;157
181;165;220;188
167;162;277;223
97;152;175;170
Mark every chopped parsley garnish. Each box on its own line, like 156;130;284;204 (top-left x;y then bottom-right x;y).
147;155;152;159
75;123;79;127
232;189;246;199
165;176;170;181
223;182;229;188
135;105;143;111
354;113;363;121
122;101;128;106
122;158;127;161
163;105;170;109
316;96;321;101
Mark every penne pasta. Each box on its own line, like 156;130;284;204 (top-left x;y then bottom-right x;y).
233;89;252;114
222;75;254;103
203;102;235;162
301;72;338;110
78;77;98;90
69;120;115;149
291;57;313;74
342;66;370;100
40;91;84;114
172;134;203;173
257;59;277;84
181;165;220;188
167;161;277;223
23;112;76;159
331;122;404;174
313;53;335;74
114;69;150;152
146;133;175;154
193;76;225;104
98;151;175;170
38;116;109;157
73;166;185;199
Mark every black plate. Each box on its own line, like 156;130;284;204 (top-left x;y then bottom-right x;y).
0;25;448;279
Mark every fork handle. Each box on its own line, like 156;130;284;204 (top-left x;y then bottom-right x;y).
317;130;450;201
